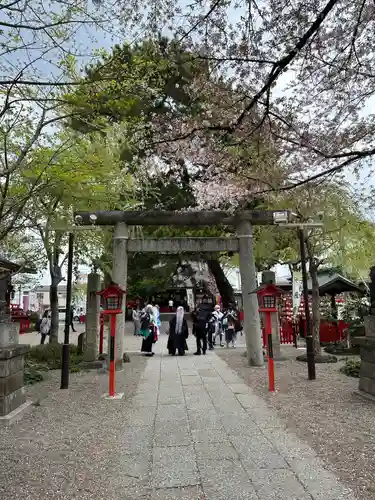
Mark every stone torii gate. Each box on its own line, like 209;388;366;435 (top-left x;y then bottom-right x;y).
74;209;293;368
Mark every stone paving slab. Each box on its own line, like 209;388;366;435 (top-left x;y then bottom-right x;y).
151;485;205;499
154;424;192;447
199;459;259;500
152;445;199;488
181;375;202;385
119;425;153;455
134;333;359;500
194;440;239;461
248;468;312;500
156;403;188;421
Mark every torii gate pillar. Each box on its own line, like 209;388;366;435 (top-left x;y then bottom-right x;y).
238;221;263;366
112;222;128;369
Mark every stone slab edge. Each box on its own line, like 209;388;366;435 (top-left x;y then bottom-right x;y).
353;389;375;403
0;399;33;427
0;344;30;359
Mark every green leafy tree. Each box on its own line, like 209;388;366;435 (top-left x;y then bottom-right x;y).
23;134;134;342
270;182;375;355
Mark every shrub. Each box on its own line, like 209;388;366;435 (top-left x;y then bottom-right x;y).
24;360;48;385
340;359;361;378
27;344;83;370
29;311;40;323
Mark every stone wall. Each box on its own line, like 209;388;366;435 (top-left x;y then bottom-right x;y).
0;345;29;420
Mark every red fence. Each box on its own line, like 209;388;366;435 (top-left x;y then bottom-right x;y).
11;315;30;334
10;304;30;334
262;319;348;347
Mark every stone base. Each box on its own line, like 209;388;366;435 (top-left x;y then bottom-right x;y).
296;353;338;363
356;336;375;397
364;316;375;338
115;359;123;372
0;322;20;347
102;392;124;400
354;390;375;404
0;399;33;427
81;360;103;370
273;355;288;361
95;356;123;372
0;344;29;418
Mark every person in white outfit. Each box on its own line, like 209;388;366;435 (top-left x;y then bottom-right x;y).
153;304;161;337
212;304;224;347
132;307;141;336
40;310;51;344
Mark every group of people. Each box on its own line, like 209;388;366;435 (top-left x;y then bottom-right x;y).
192;303;241;355
133;301;241;357
132;304;161;357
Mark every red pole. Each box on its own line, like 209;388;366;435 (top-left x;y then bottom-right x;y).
99;314;104;355
109;314;116;397
265;312;275;392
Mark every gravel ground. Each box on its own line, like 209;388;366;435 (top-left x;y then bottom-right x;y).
0;353;147;500
216;345;375;500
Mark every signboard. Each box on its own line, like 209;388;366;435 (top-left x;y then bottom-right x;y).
186;288;195;310
292;271;303;318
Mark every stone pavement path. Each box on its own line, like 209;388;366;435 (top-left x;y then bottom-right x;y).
126;334;357;500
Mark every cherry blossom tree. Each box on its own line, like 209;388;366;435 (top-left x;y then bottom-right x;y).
109;0;375;192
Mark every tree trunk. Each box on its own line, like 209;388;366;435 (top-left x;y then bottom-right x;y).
205;258;236;308
309;263;321;355
49;279;59;343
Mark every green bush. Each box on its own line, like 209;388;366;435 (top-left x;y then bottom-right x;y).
24;360;49;385
29;311;40;323
27;344;83;370
340;359;361;378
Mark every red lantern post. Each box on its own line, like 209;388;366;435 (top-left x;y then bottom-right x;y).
256;284;283;392
99;312;105;356
97;283;126;398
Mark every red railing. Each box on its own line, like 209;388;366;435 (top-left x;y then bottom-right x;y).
10;304;30;334
262;319;348;347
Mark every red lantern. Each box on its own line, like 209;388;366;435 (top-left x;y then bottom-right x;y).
97;282;126;398
255;284;284;393
97;282;126;315
256;284;283;313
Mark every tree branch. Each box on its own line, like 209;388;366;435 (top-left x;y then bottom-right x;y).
231;0;339;130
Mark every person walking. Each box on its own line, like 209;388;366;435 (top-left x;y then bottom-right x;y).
223;304;238;348
140;305;156;356
194;303;211;355
168;298;174;312
167;306;189;356
70;306;76;333
212;304;224;347
132;307;141;336
40;310;51;345
153;304;161;336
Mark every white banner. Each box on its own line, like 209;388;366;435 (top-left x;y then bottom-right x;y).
186;288;195;310
292;271;303;318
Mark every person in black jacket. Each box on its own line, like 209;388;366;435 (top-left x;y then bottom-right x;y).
194;302;212;355
168;306;189;356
